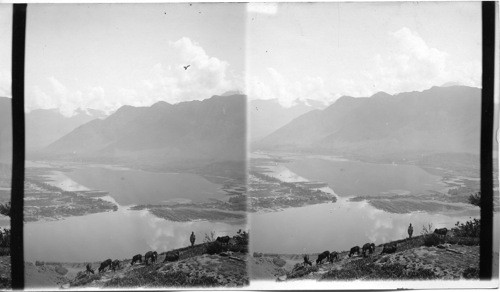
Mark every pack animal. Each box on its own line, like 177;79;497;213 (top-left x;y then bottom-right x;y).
130;254;142;266
434;228;448;237
329;251;339;263
381;243;397;254
144;251;158;265
362;243;376;257
216;236;231;245
316;251;330;265
85;263;94;275
348;246;361;257
98;259;112;273
163;250;180;263
303;254;312;266
111;260;120;272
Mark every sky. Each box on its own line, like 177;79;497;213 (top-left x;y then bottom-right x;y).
247;2;482;107
0;2;484;115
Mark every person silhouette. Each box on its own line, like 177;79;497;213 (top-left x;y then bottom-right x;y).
190;231;195;247
408;223;413;239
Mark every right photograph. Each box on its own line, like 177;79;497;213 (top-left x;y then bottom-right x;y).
247;2;497;283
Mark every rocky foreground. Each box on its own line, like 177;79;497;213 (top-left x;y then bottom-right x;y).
251;234;486;281
22;232;249;289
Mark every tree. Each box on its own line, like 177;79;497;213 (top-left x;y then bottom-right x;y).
468;192;481;207
0;201;10;217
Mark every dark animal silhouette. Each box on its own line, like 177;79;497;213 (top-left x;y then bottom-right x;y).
434;228;448;237
362;243;375;257
349;246;360;257
163;250;180;263
329;251;339;263
85;263;94;274
111;260;120;272
303;254;312;266
98;259;112;273
131;254;142;266
216;236;231;245
316;251;330;265
183;65;190;70
190;231;196;247
144;251;158;265
381;243;397;254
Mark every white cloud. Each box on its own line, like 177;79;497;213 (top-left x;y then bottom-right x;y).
26;37;242;116
247;3;278;15
248;68;332;108
362;27;481;95
0;70;10;97
137;37;241;104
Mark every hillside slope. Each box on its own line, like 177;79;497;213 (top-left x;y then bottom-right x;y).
44;94;246;165
258;86;481;158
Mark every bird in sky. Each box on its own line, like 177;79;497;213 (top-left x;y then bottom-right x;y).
183;65;191;70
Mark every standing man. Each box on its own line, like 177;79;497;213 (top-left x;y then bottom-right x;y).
190;231;195;247
408;223;413;239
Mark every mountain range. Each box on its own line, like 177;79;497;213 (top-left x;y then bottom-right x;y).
44;94;246;166
249;98;324;143
257;86;481;158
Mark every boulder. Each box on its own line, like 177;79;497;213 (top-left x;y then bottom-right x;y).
55;265;68;275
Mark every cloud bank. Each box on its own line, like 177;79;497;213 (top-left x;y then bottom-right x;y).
27;37;241;117
248;27;481;108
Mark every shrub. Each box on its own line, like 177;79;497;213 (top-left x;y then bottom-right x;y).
205;242;226;255
446;236;480;246
462;267;479;279
423;234;445;247
454;219;480;238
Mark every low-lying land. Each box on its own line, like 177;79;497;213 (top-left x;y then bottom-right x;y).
24;168;117;222
23;162;247;223
248;171;335;212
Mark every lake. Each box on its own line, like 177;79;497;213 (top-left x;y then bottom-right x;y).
24;163;243;262
250;153;484;254
60;166;225;205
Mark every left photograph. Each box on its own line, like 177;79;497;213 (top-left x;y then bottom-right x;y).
21;4;248;288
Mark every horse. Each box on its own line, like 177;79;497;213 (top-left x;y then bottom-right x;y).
348;246;361;257
303;254;312;266
130;254;142;266
316;251;330;265
381;243;397;254
216;236;231;245
163;250;180;263
111;260;120;272
434;228;448;237
144;251;158;265
329;251;339;263
85;263;94;275
98;259;112;273
362;243;375;257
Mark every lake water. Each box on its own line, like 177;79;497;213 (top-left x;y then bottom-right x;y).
61;166;224;205
250;154;484;254
25;164;243;262
25;207;244;262
286;157;447;196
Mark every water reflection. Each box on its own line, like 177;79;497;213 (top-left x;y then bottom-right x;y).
25;208;244;262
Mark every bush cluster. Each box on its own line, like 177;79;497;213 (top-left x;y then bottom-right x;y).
423;234;445;247
462;267;479;279
454;219;480;238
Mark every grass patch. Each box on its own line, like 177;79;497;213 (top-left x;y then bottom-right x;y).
321;258;438;281
104;266;220;288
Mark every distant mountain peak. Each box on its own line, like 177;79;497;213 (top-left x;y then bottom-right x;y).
221;90;243;96
371;91;392;99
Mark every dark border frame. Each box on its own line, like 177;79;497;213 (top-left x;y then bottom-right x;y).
479;1;496;281
11;3;26;289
